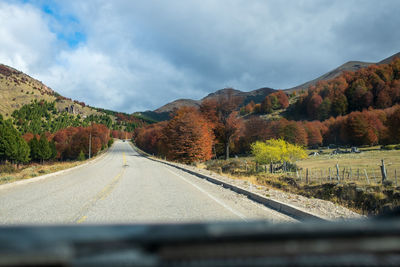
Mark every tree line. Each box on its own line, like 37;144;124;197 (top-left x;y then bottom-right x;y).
291;58;400;120
134;98;400;164
135;93;244;163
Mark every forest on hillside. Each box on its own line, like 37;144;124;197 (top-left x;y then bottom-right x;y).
0;100;142;165
135;58;400;164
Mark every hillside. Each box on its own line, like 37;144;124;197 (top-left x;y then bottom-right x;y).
286;52;400;93
146;87;276;121
0;63;150;133
154;99;201;113
147;52;400;122
0;64;102;118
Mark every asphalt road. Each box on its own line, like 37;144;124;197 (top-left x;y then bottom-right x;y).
0;141;294;224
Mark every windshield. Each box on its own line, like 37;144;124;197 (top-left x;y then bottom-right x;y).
1;1;400;266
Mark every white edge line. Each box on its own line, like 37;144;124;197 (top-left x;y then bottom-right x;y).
165;167;248;222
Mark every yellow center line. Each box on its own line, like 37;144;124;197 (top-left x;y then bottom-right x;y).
76;216;87;224
72;150;128;223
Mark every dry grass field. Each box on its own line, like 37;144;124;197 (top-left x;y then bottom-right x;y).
0;161;84;185
296;147;400;186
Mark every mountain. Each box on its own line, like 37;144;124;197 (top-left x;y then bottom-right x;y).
0;64;101;118
144;87;276;121
154;99;201;113
285;52;400;93
378;52;400;65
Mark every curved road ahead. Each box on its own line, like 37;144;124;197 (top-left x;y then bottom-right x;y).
0;141;293;224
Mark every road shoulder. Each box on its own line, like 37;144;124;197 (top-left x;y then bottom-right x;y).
130;143;363;221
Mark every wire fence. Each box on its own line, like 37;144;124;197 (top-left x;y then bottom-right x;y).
245;159;399;188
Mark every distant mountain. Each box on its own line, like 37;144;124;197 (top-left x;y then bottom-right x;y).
140;52;400;122
378;52;400;65
145;87;276;121
0;63;101;118
285;52;400;93
154;99;201;113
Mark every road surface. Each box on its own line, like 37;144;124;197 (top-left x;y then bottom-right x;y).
0;141;293;224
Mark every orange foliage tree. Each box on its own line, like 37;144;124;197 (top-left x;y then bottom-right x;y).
162;107;214;163
200;93;243;159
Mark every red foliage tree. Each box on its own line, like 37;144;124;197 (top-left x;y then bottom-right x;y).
304;121;323;147
135;122;168;155
162;107;214;163
387;105;400;143
200;93;243;159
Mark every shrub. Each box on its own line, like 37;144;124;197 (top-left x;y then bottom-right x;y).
77;150;86;161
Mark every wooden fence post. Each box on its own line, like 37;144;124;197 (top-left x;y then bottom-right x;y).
342;168;345;181
349;167;352;180
357;168;360;181
329;167;332;181
306;168;309;184
336;164;340;181
395;169;398;187
364;169;370;185
380;159;387;183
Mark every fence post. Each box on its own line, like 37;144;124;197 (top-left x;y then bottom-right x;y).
380;159;387;183
357;168;360;180
336;164;340;181
329;168;332;181
364;169;370;185
342;168;345;181
306;168;309;184
349;167;352;180
395;169;398;187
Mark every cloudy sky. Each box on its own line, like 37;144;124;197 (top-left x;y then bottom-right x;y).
1;0;399;112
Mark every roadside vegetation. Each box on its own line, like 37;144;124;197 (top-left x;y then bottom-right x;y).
0;99;138;184
0;161;84;185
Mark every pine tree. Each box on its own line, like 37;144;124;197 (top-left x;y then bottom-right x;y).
29;136;40;161
50;140;57;160
77;150;86;161
38;133;51;163
0;117;30;164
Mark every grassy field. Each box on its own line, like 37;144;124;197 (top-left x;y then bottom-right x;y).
0;161;85;185
296;147;400;186
200;147;400;214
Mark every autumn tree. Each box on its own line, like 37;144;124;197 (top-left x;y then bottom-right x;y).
162;107;214;163
251;139;307;166
200;92;243;160
134;121;167;155
387;105;400;143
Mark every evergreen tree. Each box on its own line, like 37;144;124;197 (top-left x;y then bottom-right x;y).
77;150;86;161
38;133;52;162
0;117;30;164
29;136;40;161
50;140;57;160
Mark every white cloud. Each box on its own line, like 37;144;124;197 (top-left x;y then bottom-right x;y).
0;0;399;112
0;2;58;73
